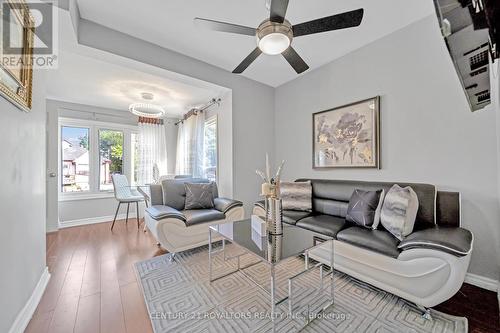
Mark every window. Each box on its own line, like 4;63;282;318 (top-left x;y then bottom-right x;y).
59;118;137;199
99;129;123;191
61;126;90;192
203;116;217;182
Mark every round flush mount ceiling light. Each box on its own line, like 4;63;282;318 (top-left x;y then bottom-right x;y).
257;19;293;55
129;103;166;118
129;92;166;118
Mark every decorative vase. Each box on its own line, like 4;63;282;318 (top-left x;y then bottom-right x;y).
265;196;283;235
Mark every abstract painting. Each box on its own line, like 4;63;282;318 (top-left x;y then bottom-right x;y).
313;97;380;168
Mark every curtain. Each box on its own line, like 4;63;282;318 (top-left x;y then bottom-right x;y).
176;112;205;178
138;122;168;185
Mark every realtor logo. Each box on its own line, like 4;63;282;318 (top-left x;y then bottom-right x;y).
2;0;58;68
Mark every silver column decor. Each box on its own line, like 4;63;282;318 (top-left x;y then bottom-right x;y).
266;196;283;235
267;234;283;263
256;154;286;236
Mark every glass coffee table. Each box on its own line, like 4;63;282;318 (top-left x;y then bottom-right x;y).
208;219;334;331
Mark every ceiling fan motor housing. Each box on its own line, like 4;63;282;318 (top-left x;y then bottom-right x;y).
256;19;293;55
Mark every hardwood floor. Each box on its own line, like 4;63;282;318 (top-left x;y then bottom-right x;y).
26;221;499;333
26;220;166;333
435;283;500;333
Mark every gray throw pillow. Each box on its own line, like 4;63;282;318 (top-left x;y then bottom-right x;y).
346;189;384;228
184;182;215;210
280;181;312;212
380;184;419;241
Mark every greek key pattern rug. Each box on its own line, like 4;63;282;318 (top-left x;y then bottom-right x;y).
135;244;467;333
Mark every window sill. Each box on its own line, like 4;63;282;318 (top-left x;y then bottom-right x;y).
59;192;115;202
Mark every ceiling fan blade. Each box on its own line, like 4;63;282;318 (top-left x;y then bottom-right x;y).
282;46;309;74
233;48;262;73
270;0;290;23
293;8;364;37
194;18;256;36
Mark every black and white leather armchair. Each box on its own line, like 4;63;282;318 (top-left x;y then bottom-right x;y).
144;178;244;255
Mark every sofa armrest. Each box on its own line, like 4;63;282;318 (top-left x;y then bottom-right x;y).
254;200;265;210
146;205;186;221
149;184;164;206
214;197;243;214
436;191;460;227
398;227;473;257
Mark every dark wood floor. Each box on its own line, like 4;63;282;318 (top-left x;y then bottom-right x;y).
435;283;499;333
26;220;499;333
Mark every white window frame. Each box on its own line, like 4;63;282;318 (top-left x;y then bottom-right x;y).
58;117;138;201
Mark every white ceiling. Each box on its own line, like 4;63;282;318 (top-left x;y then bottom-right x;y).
76;0;436;87
46;51;222;117
46;10;226;117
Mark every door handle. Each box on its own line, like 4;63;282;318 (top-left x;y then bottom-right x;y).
49;172;57;178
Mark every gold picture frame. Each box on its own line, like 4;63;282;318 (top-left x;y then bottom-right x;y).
0;0;34;111
313;96;380;169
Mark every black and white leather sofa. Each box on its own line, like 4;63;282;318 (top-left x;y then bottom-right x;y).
145;178;244;254
253;179;473;311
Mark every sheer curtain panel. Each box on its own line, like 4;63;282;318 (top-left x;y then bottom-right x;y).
138;122;168;185
176;112;205;178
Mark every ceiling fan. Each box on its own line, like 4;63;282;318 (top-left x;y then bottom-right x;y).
194;0;364;74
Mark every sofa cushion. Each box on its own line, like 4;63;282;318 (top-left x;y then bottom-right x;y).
296;215;347;237
283;210;311;225
313;198;349;217
214;197;243;213
183;209;225;226
146;205;186;221
345;189;384;229
184;182;215;209
398;227;473;257
337;227;401;258
381;184;419;240
280;181;312;212
161;178;218;210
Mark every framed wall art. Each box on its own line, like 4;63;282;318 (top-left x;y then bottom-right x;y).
313;96;380;169
0;0;34;111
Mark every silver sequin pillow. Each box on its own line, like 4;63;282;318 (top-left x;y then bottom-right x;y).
380;184;419;240
280;181;312;212
184;183;215;210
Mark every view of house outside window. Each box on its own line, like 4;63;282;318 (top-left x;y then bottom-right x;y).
61;126;90;192
98;129;124;191
203;117;217;182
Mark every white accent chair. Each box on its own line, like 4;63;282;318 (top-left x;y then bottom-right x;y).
111;174;145;230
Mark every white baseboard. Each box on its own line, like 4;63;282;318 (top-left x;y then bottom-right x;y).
8;267;50;333
465;272;499;292
58;213;140;228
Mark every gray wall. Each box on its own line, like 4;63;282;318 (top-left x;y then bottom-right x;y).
0;70;47;332
274;16;500;280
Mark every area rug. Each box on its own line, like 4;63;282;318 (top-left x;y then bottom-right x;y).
135;244;468;333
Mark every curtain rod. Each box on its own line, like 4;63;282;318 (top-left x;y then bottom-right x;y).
175;97;221;126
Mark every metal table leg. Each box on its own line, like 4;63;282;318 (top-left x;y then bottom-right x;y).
270;264;276;332
304;250;309;269
208;228;212;281
330;239;334;301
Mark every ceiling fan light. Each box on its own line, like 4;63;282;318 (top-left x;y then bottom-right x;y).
258;32;290;55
